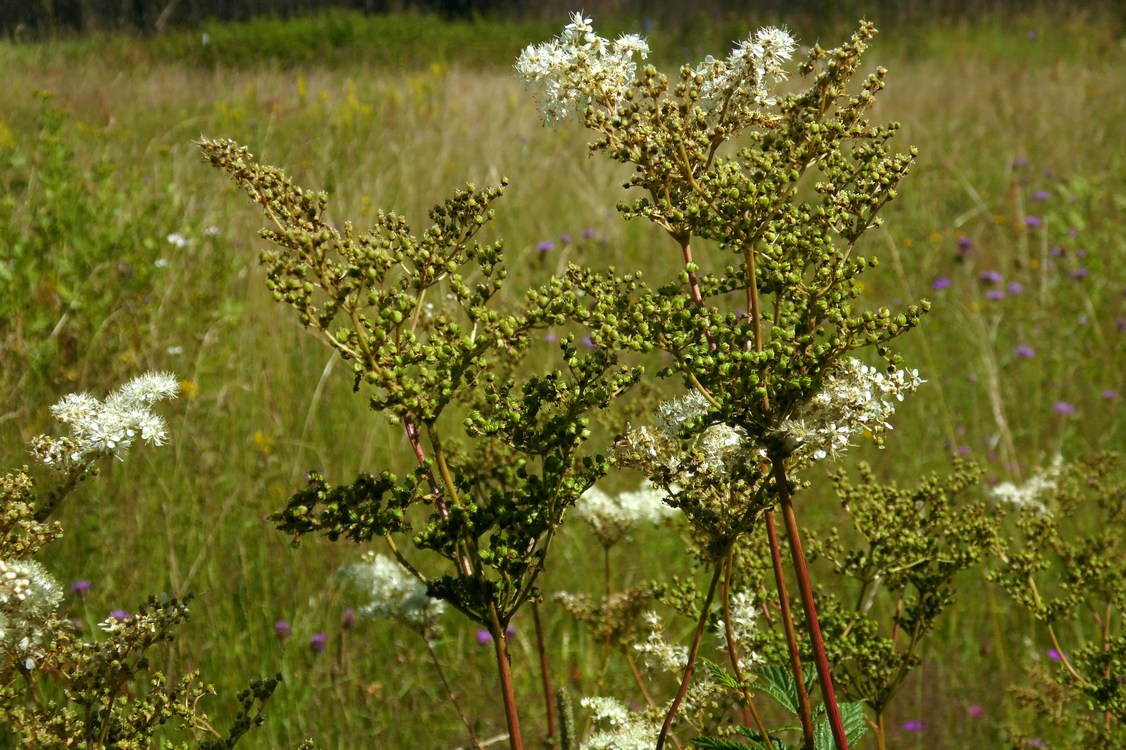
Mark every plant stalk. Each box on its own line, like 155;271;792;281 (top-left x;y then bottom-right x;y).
655;560;725;750
773;460;849;750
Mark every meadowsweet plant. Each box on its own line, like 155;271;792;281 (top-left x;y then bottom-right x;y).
204;14;938;750
0;374;277;748
521;14;925;749
199;137;641;750
990;452;1126;748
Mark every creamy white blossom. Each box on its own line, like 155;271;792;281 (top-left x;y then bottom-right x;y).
581;696;655;750
339;552;445;635
0;559;63;670
691;26;795;119
780;358;924;464
990;455;1064;516
37;372;179;471
575;481;679;548
515;13;649;126
714;590;763;670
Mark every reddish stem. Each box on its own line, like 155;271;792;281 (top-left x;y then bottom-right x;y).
532;600;557;741
765;509;815;748
655;561;725;750
774;461;849;750
488;608;525;750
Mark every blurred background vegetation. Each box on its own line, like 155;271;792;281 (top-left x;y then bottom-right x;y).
1;3;1124;748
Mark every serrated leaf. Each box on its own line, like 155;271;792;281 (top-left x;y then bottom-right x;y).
734;727;790;750
693;737;760;750
813;701;868;750
700;657;741;690
753;664;802;715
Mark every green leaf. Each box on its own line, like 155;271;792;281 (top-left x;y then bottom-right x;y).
693;737;765;750
700;657;741;690
813;702;868;750
753;664;803;715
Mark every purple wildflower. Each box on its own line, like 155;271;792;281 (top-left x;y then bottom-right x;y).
1031;190;1051;202
957;236;973;252
537;240;554;252
506;624;517;638
931;277;952;290
581;336;596;349
979;270;1003;284
1014;345;1035;359
110;609;130;622
1008;281;1024;294
1102;389;1118;400
342;608;356;630
71;580;92;597
968;704;984;718
309;632;328;654
1070;268;1089;280
543;331;558;343
903;720;926;731
1053;402;1076;416
274;620;291;640
986;290;1005;301
582;228;597;239
476;629;492;644
1048;648;1062;661
559;233;572;244
1050;246;1066;257
1067;227;1078;237
1025;215;1043;229
1012;156;1029;168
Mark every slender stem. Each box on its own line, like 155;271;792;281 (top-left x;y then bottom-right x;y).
425;636;485;750
655;560;725;750
487;605;525;750
765;509;815;747
721;550;775;745
774;460;849;750
531;600;557;741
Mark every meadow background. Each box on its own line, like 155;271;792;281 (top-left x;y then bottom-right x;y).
1;4;1125;748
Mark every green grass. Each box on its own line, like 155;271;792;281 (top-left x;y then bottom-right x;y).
2;8;1125;748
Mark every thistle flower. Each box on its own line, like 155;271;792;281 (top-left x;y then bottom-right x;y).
339;553;445;636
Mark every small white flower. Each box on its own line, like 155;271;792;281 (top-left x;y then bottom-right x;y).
166;232;192;248
575;481;678;547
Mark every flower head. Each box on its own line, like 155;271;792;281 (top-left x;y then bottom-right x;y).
575;481;679;548
339;553;445;636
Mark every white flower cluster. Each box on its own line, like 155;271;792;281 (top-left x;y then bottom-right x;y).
515;13;649;126
575;481;679;548
990;455;1064;517
653;390;750;476
714;590;763;670
34;372;180;469
690;27;796;117
780;359;924;463
0;559;63;670
339;552;445;635
634;610;687;673
581;696;655;750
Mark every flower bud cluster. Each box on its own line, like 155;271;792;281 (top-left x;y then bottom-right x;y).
339;552;445;636
515;12;649;125
714;590;763;671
